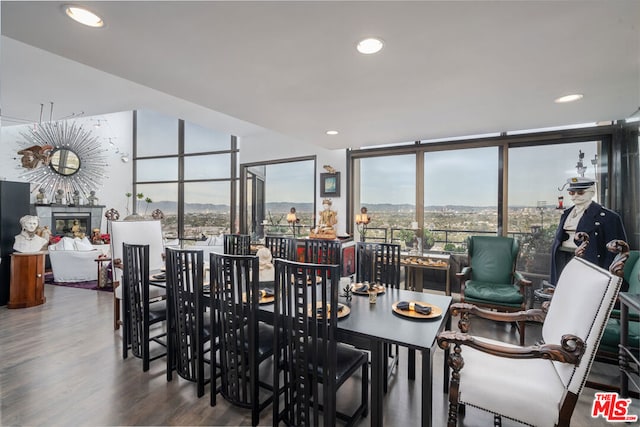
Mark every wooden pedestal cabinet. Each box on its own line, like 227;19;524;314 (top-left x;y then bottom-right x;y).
8;252;46;309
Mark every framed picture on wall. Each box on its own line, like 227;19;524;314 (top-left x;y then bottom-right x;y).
320;172;340;197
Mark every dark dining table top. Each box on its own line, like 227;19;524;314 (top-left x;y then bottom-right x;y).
335;288;451;351
260;287;452;351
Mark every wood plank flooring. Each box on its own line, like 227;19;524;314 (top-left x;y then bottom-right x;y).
0;284;636;426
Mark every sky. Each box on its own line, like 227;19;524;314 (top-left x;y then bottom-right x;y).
358;141;600;207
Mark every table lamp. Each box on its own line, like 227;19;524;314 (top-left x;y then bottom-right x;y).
286;207;299;237
355;207;371;242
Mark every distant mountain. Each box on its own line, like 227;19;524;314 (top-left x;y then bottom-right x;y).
146;201;506;215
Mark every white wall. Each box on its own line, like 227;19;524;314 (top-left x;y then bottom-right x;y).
0;111;134;233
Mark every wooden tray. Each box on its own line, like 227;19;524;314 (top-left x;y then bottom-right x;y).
308;302;350;319
351;283;385;295
150;273;166;282
391;301;442;320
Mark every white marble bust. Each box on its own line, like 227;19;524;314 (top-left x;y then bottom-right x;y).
13;215;48;253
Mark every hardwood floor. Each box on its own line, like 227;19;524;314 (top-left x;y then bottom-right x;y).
0;284;636;426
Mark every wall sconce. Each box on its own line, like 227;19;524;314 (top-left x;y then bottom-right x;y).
286;207;299;237
355;207;371;242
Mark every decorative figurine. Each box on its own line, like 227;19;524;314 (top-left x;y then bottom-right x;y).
36;225;51;244
310;198;337;239
71;219;85;239
54;189;64;204
91;228;103;244
36;187;47;204
13;215;48;253
72;190;80;206
87;190;98;206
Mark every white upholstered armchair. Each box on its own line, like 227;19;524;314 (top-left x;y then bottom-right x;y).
437;249;626;427
110;220;166;330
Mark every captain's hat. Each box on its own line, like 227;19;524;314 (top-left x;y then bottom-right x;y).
558;176;595;191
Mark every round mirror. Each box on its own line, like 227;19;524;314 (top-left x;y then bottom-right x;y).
50;148;81;176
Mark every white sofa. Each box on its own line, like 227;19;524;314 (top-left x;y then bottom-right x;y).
48;237;106;283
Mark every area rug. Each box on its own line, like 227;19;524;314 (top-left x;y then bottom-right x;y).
45;273;113;292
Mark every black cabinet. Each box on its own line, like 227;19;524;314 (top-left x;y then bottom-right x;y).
0;181;30;306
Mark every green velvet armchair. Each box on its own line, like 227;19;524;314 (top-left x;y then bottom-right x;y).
457;235;532;345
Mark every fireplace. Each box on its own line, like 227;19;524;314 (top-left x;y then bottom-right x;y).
52;212;91;236
32;204;105;236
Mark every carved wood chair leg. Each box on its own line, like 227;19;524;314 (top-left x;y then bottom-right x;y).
447;343;463;427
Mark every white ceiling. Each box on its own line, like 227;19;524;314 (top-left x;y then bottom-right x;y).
2;1;639;150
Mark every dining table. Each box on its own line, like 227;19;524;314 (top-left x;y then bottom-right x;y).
260;286;452;427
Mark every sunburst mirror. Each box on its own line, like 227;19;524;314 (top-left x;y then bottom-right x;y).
17;121;109;203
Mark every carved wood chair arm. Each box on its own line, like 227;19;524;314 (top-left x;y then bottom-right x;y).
437;330;585;364
514;271;532;287
450;302;547;332
456;266;471;279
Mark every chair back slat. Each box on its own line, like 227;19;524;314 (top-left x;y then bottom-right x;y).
375;243;401;288
224;234;251;255
273;259;339;426
303;239;341;265
165;248;207;385
210;253;260;407
122;243;150;359
265;236;296;261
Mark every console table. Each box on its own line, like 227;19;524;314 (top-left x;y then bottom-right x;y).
401;252;451;295
619;292;640;398
8;252;46;308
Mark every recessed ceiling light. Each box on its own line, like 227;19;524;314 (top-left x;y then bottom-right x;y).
64;5;104;28
554;94;584;104
357;38;384;55
326;130;339;136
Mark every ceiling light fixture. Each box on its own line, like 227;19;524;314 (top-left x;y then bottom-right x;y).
326;130;339;135
64;5;104;28
554;94;584;104
357;38;384;55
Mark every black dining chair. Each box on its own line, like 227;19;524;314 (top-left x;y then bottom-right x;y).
355;241;377;284
355;242;401;392
209;252;275;426
264;236;297;261
165;247;211;398
374;243;401;288
272;259;368;426
223;233;251;255
303;238;341;265
122;243;167;372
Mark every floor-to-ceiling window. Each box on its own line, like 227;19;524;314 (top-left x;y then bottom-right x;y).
134;110;237;243
240;157;315;241
349;123;636;286
354;154;415;245
424;147;498;252
508;140;602;282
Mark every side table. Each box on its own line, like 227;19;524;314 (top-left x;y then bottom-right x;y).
95;257;113;288
619;292;640;398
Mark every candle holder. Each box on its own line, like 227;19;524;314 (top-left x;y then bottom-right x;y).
355;207;371;242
